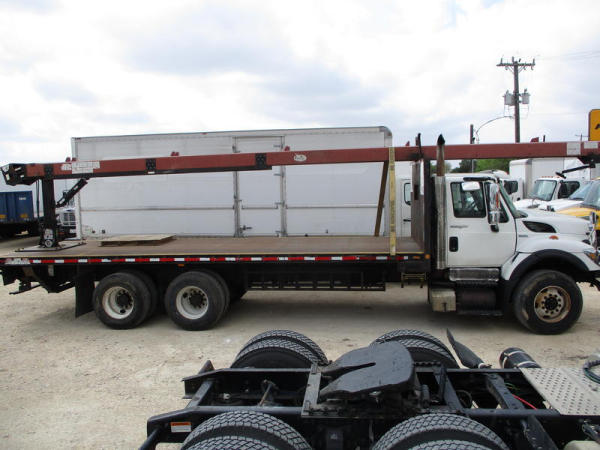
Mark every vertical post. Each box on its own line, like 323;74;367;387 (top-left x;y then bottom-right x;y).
388;147;396;256
469;124;475;172
232;138;241;237
513;59;521;143
497;57;534;143
436;135;446;176
40;178;58;247
374;160;389;237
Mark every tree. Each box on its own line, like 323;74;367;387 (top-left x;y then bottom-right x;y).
451;159;476;173
430;161;452;173
451;158;512;173
475;158;512;173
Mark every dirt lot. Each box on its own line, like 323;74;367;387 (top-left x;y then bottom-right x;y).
0;235;599;449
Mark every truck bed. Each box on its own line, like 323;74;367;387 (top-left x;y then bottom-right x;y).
1;236;424;262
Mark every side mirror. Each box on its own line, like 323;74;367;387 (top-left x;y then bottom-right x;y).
488;183;501;232
461;181;480;192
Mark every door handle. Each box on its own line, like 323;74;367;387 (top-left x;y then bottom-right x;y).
449;236;458;252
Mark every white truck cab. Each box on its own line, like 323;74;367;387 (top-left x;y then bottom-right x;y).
433;172;598;334
541;179;593;212
514;176;585;210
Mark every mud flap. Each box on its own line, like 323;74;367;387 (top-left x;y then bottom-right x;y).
75;270;94;317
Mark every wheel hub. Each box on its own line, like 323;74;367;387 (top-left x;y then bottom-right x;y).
542;295;560;312
188;291;206;309
177;286;209;319
102;286;135;319
534;286;571;323
116;292;132;311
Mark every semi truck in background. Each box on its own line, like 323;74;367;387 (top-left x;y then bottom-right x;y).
1;132;599;336
70;127;413;239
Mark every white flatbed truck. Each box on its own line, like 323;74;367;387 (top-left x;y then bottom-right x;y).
1;133;599;334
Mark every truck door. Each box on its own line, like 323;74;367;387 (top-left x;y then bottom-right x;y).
446;181;516;267
235;136;284;236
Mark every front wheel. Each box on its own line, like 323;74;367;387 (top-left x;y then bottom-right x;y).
512;270;583;334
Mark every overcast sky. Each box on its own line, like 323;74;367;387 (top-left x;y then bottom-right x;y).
0;0;599;165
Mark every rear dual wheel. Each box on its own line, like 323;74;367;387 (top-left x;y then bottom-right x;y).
164;271;228;331
371;329;458;368
182;411;311;450
231;330;328;368
373;414;508;450
93;271;157;329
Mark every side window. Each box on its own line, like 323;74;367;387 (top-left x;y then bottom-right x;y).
558;183;568;198
564;181;580;197
504;180;518;195
450;182;486;218
403;183;412;205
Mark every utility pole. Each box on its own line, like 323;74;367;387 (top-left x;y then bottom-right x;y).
469;124;475;172
497;57;535;143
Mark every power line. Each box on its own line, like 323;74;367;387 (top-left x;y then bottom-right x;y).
537;50;600;61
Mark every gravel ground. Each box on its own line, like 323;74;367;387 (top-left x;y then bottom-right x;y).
0;235;599;449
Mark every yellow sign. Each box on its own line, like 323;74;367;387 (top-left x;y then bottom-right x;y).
590;109;600;141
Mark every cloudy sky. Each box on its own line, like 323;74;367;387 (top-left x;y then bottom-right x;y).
0;0;599;165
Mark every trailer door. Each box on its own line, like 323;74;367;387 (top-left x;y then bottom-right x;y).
235;136;284;236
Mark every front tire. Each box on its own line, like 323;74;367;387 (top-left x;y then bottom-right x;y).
512;270;582;334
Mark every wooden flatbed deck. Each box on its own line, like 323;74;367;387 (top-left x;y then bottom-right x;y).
4;236;423;258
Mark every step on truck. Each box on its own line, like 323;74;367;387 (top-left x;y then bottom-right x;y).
1;132;600;334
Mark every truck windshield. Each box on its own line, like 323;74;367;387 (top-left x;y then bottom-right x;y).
582;182;600;209
568;182;591;200
499;183;526;218
530;179;556;201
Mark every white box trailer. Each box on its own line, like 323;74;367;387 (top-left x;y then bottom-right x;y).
71;127;412;239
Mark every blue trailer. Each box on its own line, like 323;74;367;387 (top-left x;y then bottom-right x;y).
0;191;38;238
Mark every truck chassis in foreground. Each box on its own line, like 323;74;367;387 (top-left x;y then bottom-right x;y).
141;330;600;450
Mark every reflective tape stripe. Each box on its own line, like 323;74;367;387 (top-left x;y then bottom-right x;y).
2;254;425;265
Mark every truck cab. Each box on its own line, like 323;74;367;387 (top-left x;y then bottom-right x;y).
541;179;593;212
430;172;598;334
514;176;584;210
